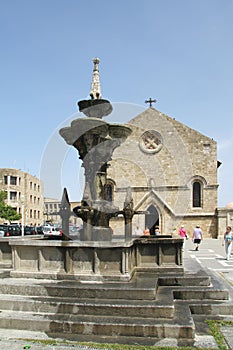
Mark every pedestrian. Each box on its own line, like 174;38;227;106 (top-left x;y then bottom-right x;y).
143;226;150;236
179;225;187;239
134;226;143;236
222;226;233;260
179;225;187;249
154;226;161;235
192;225;203;251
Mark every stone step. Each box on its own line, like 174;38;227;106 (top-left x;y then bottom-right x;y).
158;274;211;287
0;294;175;318
173;287;229;300
192;314;233;339
0;268;11;277
190;302;233;316
0;276;157;300
0;302;195;340
0;276;225;301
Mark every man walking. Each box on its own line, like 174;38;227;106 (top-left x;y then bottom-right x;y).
192;225;203;251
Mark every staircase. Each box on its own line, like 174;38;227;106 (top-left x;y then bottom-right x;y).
0;270;231;346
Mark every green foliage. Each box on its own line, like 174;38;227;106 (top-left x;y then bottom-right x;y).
20;338;219;350
0;190;7;202
0;190;21;222
207;320;232;350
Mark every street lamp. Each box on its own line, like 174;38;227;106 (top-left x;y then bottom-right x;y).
21;195;24;237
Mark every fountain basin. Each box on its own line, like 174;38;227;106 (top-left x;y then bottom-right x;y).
9;237;184;281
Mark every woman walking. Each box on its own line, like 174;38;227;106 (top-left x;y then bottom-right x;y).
222;226;233;260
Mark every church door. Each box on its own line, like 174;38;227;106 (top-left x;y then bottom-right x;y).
145;205;159;235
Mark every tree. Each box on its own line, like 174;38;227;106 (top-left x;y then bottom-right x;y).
0;190;21;223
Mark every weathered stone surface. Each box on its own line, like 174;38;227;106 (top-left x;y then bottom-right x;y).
108;108;219;237
9;237;183;281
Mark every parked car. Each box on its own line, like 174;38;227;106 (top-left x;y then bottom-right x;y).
0;225;8;237
35;226;44;235
42;226;63;239
0;224;21;237
24;226;36;235
69;225;82;240
8;225;21;236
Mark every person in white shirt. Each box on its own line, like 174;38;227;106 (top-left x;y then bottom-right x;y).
134;226;143;236
192;225;203;251
222;226;233;260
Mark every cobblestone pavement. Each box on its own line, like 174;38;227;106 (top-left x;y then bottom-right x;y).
0;238;233;349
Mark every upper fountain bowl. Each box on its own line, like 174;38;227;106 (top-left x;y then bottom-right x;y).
78;99;113;119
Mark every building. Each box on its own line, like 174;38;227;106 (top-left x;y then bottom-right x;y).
107;107;221;237
217;202;233;236
43;198;61;225
0;168;44;226
44;197;82;227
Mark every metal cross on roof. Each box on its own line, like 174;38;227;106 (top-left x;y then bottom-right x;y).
145;97;157;107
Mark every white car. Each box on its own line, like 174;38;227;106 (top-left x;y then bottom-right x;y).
42;226;63;239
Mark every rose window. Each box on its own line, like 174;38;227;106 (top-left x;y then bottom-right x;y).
139;130;163;154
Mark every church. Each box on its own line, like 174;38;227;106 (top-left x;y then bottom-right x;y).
107;106;220;238
70;58;232;239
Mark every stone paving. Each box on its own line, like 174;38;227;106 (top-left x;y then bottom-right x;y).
0;238;233;349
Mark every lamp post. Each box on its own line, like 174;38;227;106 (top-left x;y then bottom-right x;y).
21;195;24;237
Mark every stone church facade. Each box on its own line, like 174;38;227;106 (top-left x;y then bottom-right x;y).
108;107;219;238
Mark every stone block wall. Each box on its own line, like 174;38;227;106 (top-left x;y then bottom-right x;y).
108;108;219;238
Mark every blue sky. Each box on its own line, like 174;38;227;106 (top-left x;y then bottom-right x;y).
1;0;233;206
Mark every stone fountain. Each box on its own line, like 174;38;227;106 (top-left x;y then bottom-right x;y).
8;59;184;283
60;58;132;241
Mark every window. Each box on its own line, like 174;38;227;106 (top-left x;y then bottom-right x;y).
193;181;201;207
4;176;8;185
105;180;115;202
139;130;163;154
105;184;113;201
10;191;17;201
10;176;17;185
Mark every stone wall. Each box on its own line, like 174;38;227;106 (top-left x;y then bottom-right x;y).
9;237;184;281
108;108;219;238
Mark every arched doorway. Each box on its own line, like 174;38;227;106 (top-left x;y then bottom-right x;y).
145;205;159;235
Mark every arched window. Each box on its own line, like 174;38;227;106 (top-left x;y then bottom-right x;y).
105;184;113;202
145;205;159;235
104;179;115;202
193;181;202;207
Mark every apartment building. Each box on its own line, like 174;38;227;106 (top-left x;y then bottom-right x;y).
0;168;44;225
44;198;82;227
44;198;61;225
